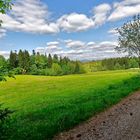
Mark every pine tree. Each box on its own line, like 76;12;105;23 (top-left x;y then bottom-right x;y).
53;54;59;63
59;56;63;66
18;50;24;68
9;51;18;69
75;61;80;74
48;54;52;68
32;50;36;56
18;50;30;73
24;50;30;72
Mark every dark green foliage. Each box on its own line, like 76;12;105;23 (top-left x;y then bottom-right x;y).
24;50;30;72
0;55;8;74
0;105;13;121
0;0;12;26
53;54;59;63
9;51;18;69
0;104;14;140
0;1;13;139
18;50;30;73
18;50;24;69
0;75;6;81
0;0;12;14
47;54;53;68
32;50;36;56
3;50;85;76
74;61;80;73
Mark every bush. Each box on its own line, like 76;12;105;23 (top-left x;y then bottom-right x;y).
50;63;63;76
11;67;23;75
74;62;85;74
30;65;38;75
0;104;14;140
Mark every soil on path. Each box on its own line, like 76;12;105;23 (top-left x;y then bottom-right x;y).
54;91;140;140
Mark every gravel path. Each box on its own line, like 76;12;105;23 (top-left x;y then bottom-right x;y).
54;91;140;140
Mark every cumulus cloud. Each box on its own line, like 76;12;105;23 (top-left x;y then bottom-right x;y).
36;41;62;55
34;39;124;60
57;13;95;32
1;38;124;60
1;0;140;36
64;40;86;49
64;40;123;60
57;3;111;32
0;0;59;34
93;3;111;26
46;41;62;53
108;0;140;21
87;42;96;46
0;1;111;34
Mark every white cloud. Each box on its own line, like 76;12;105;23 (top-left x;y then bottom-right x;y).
93;3;111;26
65;40;122;60
1;39;125;60
36;41;62;54
99;41;117;47
87;42;96;46
0;0;140;36
0;0;59;34
108;28;118;36
57;3;111;32
64;40;86;49
47;41;59;46
108;0;140;21
57;13;95;32
34;40;124;60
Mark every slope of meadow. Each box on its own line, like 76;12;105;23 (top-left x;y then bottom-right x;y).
0;70;140;140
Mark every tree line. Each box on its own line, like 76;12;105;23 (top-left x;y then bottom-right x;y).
0;50;85;76
84;57;139;72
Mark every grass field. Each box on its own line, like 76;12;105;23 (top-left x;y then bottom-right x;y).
0;70;140;140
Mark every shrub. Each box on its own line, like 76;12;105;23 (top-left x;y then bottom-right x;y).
51;63;63;76
0;104;14;140
30;64;38;75
11;67;23;75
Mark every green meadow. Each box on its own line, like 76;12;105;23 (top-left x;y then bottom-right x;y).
0;70;140;140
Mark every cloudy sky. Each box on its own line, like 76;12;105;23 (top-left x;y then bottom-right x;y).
0;0;140;60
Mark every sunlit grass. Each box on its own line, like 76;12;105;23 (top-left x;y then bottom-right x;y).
0;69;140;140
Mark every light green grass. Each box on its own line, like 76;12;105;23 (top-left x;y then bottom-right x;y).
0;69;140;140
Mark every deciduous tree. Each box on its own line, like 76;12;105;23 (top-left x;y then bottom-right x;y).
116;15;140;67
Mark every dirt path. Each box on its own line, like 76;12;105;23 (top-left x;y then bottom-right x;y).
54;92;140;140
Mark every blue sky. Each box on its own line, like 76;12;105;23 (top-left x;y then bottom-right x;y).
0;0;140;60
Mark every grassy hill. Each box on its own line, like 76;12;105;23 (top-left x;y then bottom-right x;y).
0;70;140;139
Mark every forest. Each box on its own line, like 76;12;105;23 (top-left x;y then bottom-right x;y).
1;51;140;77
84;57;139;72
0;50;85;76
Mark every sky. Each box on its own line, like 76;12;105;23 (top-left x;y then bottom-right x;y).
0;0;140;60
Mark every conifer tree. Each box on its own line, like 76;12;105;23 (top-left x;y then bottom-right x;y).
75;61;80;73
9;51;18;68
48;54;52;68
53;54;59;63
24;50;30;72
18;50;24;68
